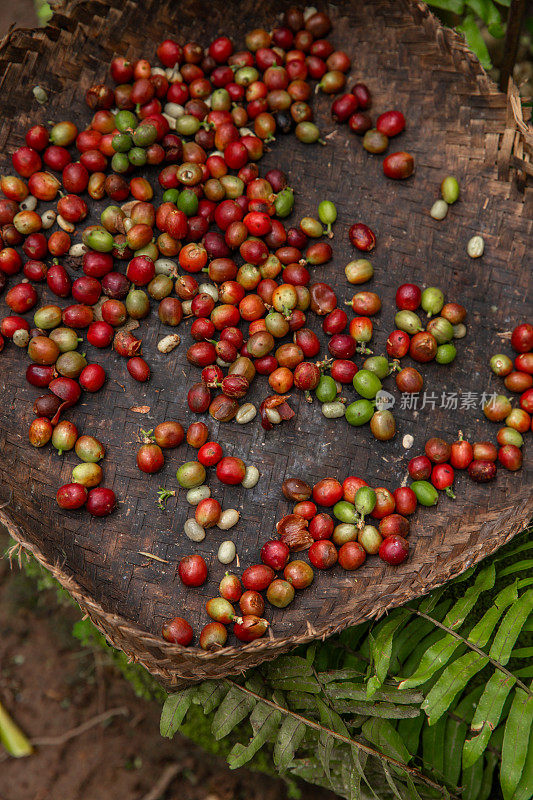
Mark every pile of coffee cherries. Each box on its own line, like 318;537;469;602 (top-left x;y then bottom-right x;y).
163;319;532;649
483;322;533;465
0;5;529;651
163;472;413;648
301;280;469;440
390;283;467;367
0;7;380;518
0;3;418;528
331;89;414;180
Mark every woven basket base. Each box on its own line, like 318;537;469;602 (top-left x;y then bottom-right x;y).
0;0;531;686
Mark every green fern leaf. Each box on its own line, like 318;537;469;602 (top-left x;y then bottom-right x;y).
500;680;533;800
427;0;466;14
382;762;408;800
463;672;516;769
499;560;533;578
340;759;362;800
226;701;282;769
399;567;496;689
271;676;322;693
369;609;408;693
515;666;533;678
445;565;496;629
402;629;450;679
403;774;424;800
397;713;425;757
477;750;501;800
316;698;342;783
212;686;255;740
511;723;533;800
325;681;423;705
192;681;228;714
285;692;318;712
266;654;314;680
390;601;452;673
495;540;533;563
422;715;447;780
510;647;533;659
361;718;411;764
421;579;521;723
402;578;515;693
351;749;382;800
267;656;321;693
424;651;489;725
398;634;466;691
465;0;502;32
273;714;306;771
462;755;485;800
443;713;468;787
160;689;195;738
319;669;368;683
489;590;533;664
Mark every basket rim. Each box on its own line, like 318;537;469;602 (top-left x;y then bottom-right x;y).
0;0;531;680
2;504;532;674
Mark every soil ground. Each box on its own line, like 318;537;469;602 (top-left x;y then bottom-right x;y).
0;531;335;800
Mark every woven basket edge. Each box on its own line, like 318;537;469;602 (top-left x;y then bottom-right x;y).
2;501;532;684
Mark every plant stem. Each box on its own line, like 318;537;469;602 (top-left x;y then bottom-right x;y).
0;701;33;758
227;679;456;798
412;609;532;697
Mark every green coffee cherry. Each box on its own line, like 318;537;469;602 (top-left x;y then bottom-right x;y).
128;147;147;167
345;399;374;426
177;189;199;216
354;486;377;516
436;343;457;364
176;114;201;135
112;132;133;152
133;124;158;147
421;287;444;317
362;356;391;379
394;310;423;334
315;375;337;403
440;176;460;204
176;461;206;488
353;369;382;399
318;200;337;234
163;188;180;204
410;480;438;506
115;110;138;132
426;317;454;344
85;228;114;252
333;501;359;524
111;152;130;173
274;187;294;218
295;122;324;144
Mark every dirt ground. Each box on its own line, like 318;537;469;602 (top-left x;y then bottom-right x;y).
0;535;336;800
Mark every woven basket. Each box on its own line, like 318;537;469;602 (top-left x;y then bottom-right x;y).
0;0;531;688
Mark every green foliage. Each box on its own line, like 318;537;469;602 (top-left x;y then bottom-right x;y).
162;530;533;799
426;0;509;70
6;531;532;798
34;0;53;26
